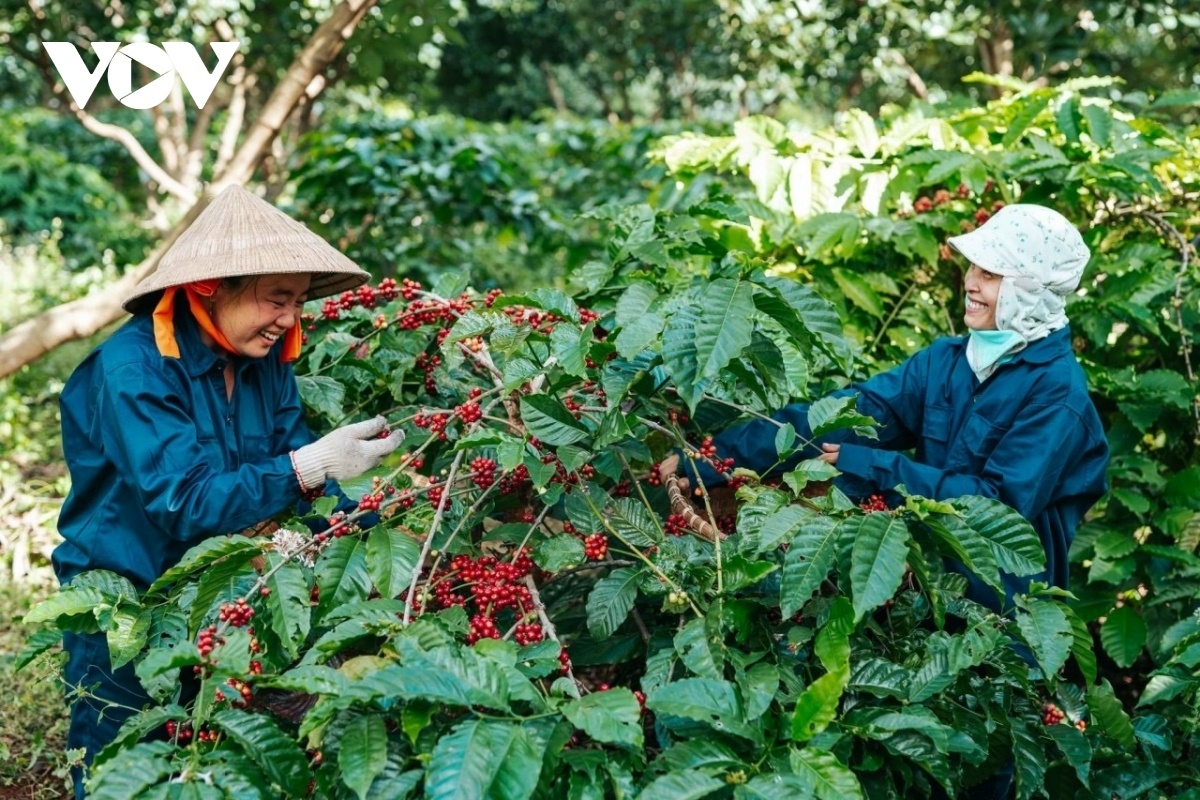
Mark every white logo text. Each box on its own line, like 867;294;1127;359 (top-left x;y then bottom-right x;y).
41;41;239;110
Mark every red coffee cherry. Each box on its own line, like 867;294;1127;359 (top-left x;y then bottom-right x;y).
584;534;608;561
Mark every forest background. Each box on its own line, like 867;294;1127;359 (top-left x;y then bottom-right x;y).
0;0;1198;796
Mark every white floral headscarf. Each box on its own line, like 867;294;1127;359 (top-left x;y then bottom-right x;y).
948;204;1091;344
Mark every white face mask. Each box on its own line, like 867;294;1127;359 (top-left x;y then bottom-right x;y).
967;328;1026;383
966;272;1069;382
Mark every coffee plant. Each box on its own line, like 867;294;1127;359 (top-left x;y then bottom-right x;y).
651;75;1200;795
21;78;1199;798
27;239;1138;799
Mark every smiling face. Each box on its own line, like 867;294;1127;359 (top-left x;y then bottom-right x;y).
208;273;311;358
963;264;1002;331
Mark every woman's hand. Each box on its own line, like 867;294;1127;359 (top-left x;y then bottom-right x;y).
818;443;840;466
292;417;405;491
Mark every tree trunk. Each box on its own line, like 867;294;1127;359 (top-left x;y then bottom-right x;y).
894;53;928;101
539;60;568;113
841;69;865;108
583;68;618;123
0;0;380;380
672;54;695;121
615;71;633;123
977;14;1014;97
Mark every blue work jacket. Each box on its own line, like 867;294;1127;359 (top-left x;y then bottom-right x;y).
54;305;351;590
693;326;1109;609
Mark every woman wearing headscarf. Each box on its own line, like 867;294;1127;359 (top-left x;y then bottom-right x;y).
53;185;404;796
672;204;1110;611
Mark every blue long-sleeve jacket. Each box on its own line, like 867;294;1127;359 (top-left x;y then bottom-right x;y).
692;327;1109;608
54;305;354;590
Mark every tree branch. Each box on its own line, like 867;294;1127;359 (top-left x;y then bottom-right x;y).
892;51;928;101
403;450;465;625
213;63;249;178
523;575;579;685
150;102;179;177
539;60;568;113
77;109;198;202
212;0;377;189
184;94;220;188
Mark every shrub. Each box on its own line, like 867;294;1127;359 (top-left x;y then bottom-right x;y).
26;249;1126;798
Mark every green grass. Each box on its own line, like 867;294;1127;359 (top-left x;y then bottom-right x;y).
0;581;73;799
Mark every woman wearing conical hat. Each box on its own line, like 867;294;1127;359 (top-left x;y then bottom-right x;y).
53;185;403;796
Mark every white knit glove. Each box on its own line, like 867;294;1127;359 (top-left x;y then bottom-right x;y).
291;417;404;492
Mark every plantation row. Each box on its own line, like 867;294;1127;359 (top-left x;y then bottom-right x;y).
23;79;1200;798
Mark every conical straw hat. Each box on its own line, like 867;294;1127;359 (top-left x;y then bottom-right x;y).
123;185;370;312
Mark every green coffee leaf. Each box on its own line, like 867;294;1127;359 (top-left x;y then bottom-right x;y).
793;599;853;741
187;555;258;633
832;267;884;317
791;747;864;800
446;310;500;343
315;536;371;625
607;497;662;546
339;714;389;800
648;677;759;741
586;567;640;639
212;709;310;797
520;394;590;446
366;527;422;600
23;586;106;625
86;741;177;800
426;719;546;800
846;514;911;621
1099;605;1147;669
694;278;755;379
533;535;586;573
1086;680;1135;748
663;304;707;412
257;665;349;696
1090;763;1178;800
774;423;796;457
615;312;665;358
779;515;839;617
106;608;150;670
721;556;777;594
952;496;1045;576
562;688;644;748
783;459;839;494
260;553;311;661
551;322;591;377
806;395;876;439
792;670;846;742
636;770;724;800
1015;599;1073;677
14;627;61;670
796;212;861;258
849;658;911;700
924;514;1002;599
1011;719;1048;800
615;282;658;327
91;705;187;771
674;616;723;679
297;375;346;420
1065;607;1097;686
1046;723;1091;785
